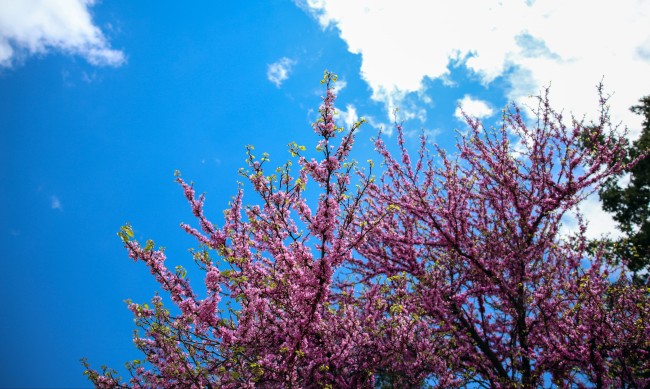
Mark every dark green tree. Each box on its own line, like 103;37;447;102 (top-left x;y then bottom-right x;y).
599;95;650;283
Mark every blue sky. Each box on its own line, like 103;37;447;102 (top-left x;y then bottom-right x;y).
1;1;649;387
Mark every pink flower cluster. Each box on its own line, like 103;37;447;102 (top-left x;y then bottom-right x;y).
84;73;650;388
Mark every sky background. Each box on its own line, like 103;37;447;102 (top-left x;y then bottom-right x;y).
1;1;649;387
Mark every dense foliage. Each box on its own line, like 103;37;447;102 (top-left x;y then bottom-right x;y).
84;73;650;388
598;95;650;282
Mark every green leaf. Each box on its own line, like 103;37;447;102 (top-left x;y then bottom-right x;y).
175;265;187;279
118;224;134;243
144;240;154;252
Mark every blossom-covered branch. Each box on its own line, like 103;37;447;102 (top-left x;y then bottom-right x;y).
84;75;650;388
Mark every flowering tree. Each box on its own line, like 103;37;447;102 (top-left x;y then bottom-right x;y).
84;74;650;388
357;88;650;387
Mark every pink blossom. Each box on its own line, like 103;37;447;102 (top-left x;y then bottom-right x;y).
85;74;650;388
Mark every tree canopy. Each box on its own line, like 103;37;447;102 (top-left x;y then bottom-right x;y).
84;73;650;388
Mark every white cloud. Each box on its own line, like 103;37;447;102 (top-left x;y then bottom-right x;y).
455;95;494;121
617;172;631;188
337;104;359;131
560;194;623;240
332;79;347;93
50;195;63;211
0;0;125;68
298;0;650;136
267;57;296;87
297;0;650;239
363;115;391;136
